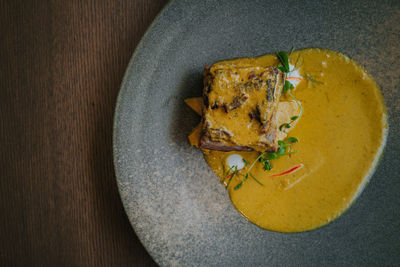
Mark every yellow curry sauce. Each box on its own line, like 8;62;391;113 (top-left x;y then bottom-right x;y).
190;48;387;232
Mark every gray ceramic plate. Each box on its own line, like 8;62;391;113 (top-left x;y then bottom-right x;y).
113;0;400;266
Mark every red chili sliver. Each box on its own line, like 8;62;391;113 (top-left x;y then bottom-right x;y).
286;76;302;81
269;164;304;178
224;173;234;181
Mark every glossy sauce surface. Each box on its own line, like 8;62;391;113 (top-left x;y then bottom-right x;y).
203;48;387;232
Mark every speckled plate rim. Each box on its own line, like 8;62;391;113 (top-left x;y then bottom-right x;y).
112;1;174;265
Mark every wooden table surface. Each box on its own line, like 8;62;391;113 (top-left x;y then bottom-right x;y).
0;1;169;266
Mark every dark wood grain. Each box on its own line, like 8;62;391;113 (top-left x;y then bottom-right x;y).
0;0;168;266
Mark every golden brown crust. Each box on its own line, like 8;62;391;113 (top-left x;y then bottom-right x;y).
199;62;284;152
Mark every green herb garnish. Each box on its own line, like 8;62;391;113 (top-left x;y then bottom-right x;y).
225;157;265;190
234;168;266;190
259;154;272;170
276;49;303;131
279;78;303;132
248;172;264;186
255;138;298;175
279;114;301;131
289;46;294;55
282;80;294;93
305;73;323;88
279;123;290;131
234;173;248;190
224;165;238;188
233;137;299;190
287;89;303;122
233;151;268;190
276;51;290;73
286;137;299;143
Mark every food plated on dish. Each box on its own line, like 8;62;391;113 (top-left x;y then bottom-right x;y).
186;48;387;232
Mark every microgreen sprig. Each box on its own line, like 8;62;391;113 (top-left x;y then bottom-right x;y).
234;158;265;190
305;73;324;88
224;165;238;188
279;115;298;131
288;90;303;119
282;80;294;93
257;138;299;172
276;51;290;73
279;89;303;132
275;50;304;132
232;137;299;190
225;158;265;190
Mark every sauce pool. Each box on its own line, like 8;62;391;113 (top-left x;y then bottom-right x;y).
202;48;387;232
